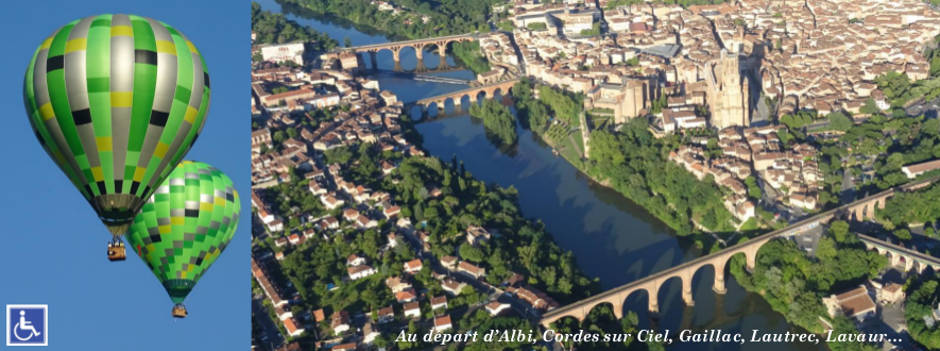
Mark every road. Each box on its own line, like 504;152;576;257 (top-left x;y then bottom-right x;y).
252;297;285;351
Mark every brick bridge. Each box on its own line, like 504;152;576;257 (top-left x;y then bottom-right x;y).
539;177;937;328
338;33;477;71
859;234;940;274
407;79;519;115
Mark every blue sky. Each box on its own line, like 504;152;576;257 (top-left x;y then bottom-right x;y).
0;1;249;349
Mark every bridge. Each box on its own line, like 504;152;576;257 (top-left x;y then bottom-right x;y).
412;74;471;85
539;177;937;328
859;234;940;274
407;79;519;115
338;33;477;72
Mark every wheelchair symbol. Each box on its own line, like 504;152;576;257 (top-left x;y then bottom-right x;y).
12;310;41;341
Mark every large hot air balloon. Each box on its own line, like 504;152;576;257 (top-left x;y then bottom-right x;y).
125;161;239;318
22;14;211;261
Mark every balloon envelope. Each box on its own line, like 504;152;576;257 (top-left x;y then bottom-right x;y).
126;161;239;304
23;14;211;235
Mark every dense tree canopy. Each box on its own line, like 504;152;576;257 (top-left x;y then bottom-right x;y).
451;41;490;75
906;278;940;350
586;121;735;234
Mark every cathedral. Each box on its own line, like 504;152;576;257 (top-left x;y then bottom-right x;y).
706;50;750;129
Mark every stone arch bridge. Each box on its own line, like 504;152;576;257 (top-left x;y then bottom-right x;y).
540;177;937;328
406;79;519;116
859;233;940;274
338;33;477;71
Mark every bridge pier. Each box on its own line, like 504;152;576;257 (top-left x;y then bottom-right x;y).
612;303;624;320
414;44;425;70
391;46;402;72
648;298;659;315
713;269;727;295
682;285;694;307
369;51;378;71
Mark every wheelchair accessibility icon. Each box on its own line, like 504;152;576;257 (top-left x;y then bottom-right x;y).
6;305;47;346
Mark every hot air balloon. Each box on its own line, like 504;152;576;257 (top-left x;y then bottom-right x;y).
125;161;239;318
22;14;211;261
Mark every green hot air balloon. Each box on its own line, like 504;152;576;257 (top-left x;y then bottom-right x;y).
22;14;211;261
126;161;239;318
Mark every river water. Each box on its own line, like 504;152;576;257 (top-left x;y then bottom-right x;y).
257;1;823;349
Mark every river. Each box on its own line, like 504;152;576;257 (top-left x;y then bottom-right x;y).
256;0;824;349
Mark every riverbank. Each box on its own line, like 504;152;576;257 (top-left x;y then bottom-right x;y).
510;79;740;238
274;0;489;41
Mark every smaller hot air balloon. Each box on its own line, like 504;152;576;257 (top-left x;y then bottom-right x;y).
125;161;239;318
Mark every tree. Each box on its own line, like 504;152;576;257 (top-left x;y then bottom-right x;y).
893;228;912;241
828;111;852;131
745;177;762;199
828;220;850;243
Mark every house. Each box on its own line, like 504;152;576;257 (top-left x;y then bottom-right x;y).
466;225;491;245
321;217;340;229
442;279;466;296
308;180;328;195
458;261;486;279
321;194;345;209
251;258;288;308
282;317;305;338
395;288;418;303
362;322;380;344
901;159;940;179
430;295;448;311
823;285;877;322
370;307;392;325
441;256;458;270
383;205;401;219
387;233;399;248
302;228;316;240
288;233;302;245
343;208;360;222
312;308;326;322
347;265;376;280
347;254;367;266
385;276;412;293
403;259;423;274
486;301;511;316
872;281;905;305
331;311;351;335
507;285;558;311
433;314;453;332
403;302;421;318
356;215;378;228
267;218;284;233
274;237;289;248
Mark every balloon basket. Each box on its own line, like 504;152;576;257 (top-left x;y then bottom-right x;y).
107;241;126;261
172;304;188;318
